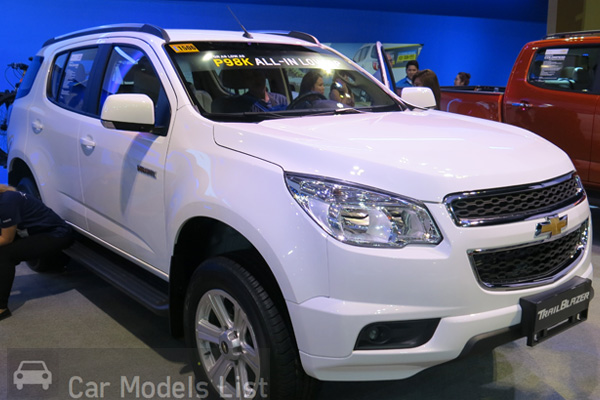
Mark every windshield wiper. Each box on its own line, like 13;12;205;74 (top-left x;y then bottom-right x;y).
208;103;402;122
332;107;362;115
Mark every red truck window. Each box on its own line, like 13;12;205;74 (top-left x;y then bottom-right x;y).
528;46;599;93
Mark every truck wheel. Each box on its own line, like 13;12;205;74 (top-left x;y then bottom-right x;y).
16;176;70;272
184;255;317;400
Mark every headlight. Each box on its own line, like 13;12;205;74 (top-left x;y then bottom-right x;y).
285;173;442;248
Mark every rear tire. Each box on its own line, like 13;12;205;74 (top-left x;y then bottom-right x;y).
184;255;318;400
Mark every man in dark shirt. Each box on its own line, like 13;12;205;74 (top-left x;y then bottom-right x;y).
0;186;73;321
244;70;288;112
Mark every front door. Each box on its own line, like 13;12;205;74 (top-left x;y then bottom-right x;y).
78;40;174;270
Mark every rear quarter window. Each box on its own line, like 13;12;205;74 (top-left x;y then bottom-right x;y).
15;56;44;100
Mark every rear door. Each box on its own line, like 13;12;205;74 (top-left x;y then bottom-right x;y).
34;43;103;230
504;44;600;185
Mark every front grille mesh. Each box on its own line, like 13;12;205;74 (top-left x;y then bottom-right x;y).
446;173;584;226
469;223;587;289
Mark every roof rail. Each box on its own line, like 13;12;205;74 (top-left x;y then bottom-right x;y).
545;30;600;39
256;30;319;44
43;24;169;47
284;31;319;44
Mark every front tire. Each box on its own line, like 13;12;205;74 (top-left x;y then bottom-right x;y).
184;255;317;400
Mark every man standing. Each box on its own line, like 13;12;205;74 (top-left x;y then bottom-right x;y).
396;60;419;88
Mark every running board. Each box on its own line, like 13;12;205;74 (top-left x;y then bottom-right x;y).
64;239;169;317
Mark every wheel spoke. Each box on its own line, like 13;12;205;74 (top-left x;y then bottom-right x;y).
233;306;251;343
240;343;260;375
208;292;233;329
234;362;254;399
208;354;234;386
196;320;222;344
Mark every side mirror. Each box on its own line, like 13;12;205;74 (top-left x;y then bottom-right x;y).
400;87;436;109
101;94;155;132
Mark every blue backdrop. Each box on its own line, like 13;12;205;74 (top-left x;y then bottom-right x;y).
0;0;546;92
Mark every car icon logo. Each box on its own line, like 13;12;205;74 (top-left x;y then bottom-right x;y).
13;360;52;390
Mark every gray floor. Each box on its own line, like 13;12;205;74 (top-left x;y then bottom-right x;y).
0;206;599;399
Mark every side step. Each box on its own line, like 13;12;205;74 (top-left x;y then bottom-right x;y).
64;239;169;317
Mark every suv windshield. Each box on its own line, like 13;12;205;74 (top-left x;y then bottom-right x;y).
166;41;400;120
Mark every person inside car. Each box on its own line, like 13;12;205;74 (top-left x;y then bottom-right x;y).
299;70;325;96
244;69;288;112
329;71;355;107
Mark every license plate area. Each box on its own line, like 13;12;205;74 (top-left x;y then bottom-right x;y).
520;276;594;346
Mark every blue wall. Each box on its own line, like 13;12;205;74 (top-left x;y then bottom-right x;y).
0;0;546;92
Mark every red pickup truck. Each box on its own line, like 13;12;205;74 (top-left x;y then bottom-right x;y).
440;31;600;191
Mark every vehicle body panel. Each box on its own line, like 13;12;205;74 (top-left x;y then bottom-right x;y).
440;87;503;121
213;110;573;202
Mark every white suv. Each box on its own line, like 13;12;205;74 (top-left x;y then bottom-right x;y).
7;24;594;399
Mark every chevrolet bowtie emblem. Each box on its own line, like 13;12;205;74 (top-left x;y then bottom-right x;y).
535;215;568;238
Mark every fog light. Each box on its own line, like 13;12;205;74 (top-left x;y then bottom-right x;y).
367;327;379;341
366;324;392;344
355;319;440;350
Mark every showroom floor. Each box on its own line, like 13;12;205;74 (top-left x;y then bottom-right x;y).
0;168;598;399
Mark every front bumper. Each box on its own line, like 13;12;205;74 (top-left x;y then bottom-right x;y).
287;200;593;381
290;264;593;381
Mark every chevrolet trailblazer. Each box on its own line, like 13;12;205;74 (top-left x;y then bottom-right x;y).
6;24;594;399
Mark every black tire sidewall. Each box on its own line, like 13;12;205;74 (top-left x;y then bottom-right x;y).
184;257;275;400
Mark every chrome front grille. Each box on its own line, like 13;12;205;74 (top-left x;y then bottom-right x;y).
445;173;585;227
468;221;588;290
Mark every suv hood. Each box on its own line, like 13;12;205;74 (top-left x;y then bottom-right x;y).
213;110;574;202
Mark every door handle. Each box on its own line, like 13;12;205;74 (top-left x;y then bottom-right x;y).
510;101;533;109
80;136;96;149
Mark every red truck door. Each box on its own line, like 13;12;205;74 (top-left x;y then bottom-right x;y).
504;44;600;186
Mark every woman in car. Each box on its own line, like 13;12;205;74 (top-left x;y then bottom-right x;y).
299;70;325;96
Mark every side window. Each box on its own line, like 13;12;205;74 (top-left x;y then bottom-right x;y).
528;46;599;93
54;48;98;111
355;46;368;62
370;45;378;60
100;45;170;134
